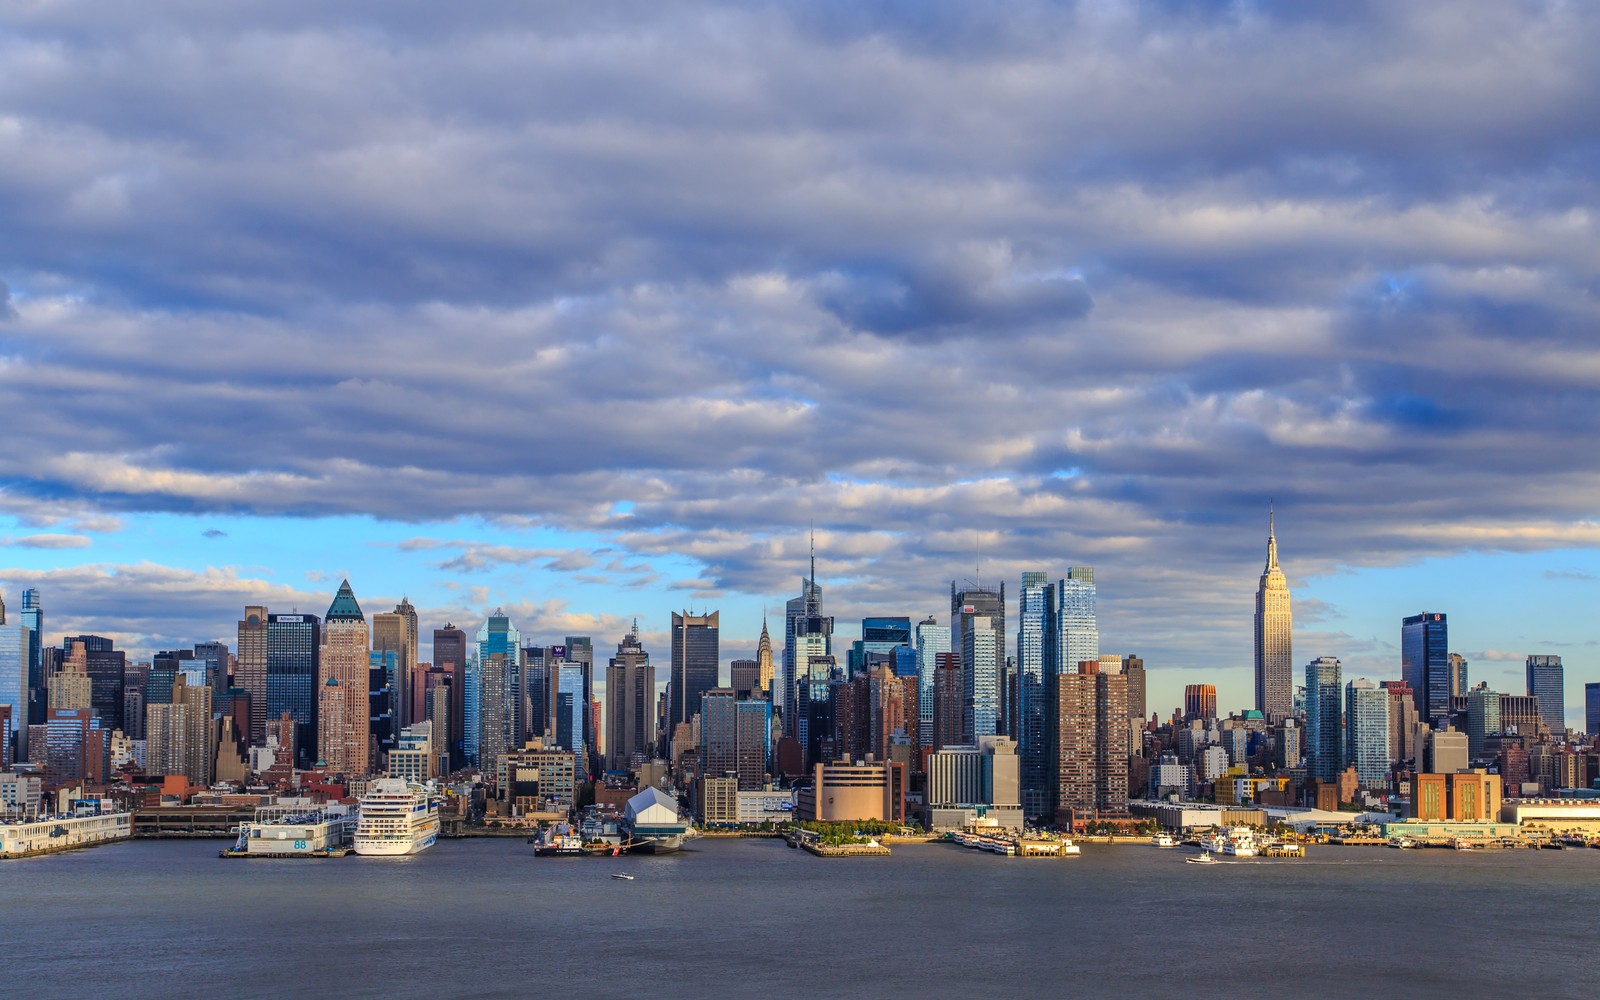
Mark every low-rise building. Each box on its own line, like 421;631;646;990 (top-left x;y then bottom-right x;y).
795;760;905;823
1499;798;1600;834
1411;770;1501;822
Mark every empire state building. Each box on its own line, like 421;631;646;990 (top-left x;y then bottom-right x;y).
1254;509;1293;720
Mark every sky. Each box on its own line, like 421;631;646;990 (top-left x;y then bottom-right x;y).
1;1;1598;729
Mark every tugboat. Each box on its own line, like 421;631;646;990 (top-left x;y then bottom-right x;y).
1186;851;1221;865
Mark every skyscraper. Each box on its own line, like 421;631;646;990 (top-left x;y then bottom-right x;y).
699;687;771;789
237;605;269;747
851;616;912;674
784;544;832;738
318;580;370;776
1525;655;1565;736
1466;686;1501;762
1344;678;1389;789
1449;653;1469;699
671;611;720;731
1046;568;1098;677
369;649;398;763
21;589;42;726
193;640;230;707
605;623;654;771
0;619;27;764
1047;668;1129;823
700;687;738;779
373;599;419;730
1401;613;1450;725
931;652;963;750
756;619;775;704
1183;684;1217;721
1122;655;1146;723
432;623;468;769
914;616;949;751
1305;656;1343;781
476;611;522;771
267;612;320;765
952;582;1005;744
1254;509;1293;720
50;641;93;713
565;635;596;774
729;659;759;700
1017;572;1051;818
1585;682;1599;737
61;635;126;733
553;661;586;765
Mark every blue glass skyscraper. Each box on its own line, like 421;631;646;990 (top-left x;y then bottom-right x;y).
914;617;949;750
0;621;27;763
1401;613;1450;726
21;589;42;725
1017;572;1050;818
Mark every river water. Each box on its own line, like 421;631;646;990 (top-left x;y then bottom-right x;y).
4;837;1596;999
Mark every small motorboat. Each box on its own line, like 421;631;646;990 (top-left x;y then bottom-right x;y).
1185;852;1220;865
610;872;636;880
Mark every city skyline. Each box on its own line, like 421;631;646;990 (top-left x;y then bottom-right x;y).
1;523;1593;734
1;4;1598;727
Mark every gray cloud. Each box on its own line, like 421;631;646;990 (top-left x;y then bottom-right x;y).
0;2;1598;707
4;533;92;549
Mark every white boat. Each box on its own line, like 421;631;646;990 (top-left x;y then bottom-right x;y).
610;872;635;880
1057;838;1081;856
1453;840;1475;852
1203;826;1258;857
1186;852;1220;865
1151;834;1176;849
1387;836;1417;850
353;778;440;857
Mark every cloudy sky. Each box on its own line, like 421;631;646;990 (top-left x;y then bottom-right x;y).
1;1;1597;726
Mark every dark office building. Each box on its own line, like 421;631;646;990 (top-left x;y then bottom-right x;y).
730;658;760;701
194;641;231;705
1402;613;1451;725
1525;655;1565;736
62;635;126;733
267;612;320;765
1123;655;1147;723
931;652;964;751
434;624;468;768
671;611;719;730
148;649;192;706
370;649;397;761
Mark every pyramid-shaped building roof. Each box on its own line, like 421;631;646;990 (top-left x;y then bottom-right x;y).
325;579;365;622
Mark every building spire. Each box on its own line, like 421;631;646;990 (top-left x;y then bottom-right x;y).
809;522;816;595
1266;502;1280;571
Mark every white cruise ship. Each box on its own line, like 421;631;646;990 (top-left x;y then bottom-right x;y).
352;779;440;856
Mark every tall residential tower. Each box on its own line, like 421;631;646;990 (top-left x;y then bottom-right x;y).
318;579;371;775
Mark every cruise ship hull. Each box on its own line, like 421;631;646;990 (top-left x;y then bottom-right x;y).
353;829;438;856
